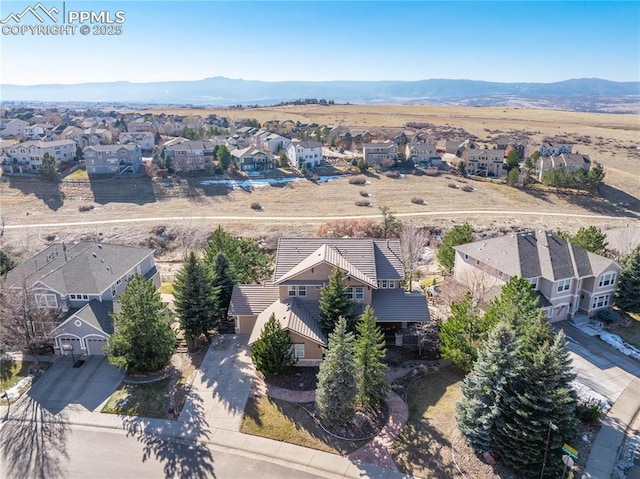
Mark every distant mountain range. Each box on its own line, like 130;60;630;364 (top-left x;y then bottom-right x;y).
2;77;639;112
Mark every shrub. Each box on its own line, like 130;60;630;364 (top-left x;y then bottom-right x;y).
355;200;372;207
349;175;367;185
78;204;95;212
461;185;475;192
598;310;620;323
411;197;426;205
576;399;605;424
448;183;458;189
250;202;262;210
385;171;400;178
360;190;370;197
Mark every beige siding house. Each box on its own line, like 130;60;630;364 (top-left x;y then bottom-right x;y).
230;238;430;365
453;231;621;322
6;242;160;356
362;141;398;167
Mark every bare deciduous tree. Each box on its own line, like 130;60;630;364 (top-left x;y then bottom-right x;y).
457;268;501;306
0;279;60;371
399;224;429;291
415;321;440;358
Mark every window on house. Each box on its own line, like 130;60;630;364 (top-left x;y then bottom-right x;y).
557;279;571;293
591;294;610;309
35;293;57;308
355;287;364;300
380;280;388;288
598;272;616;288
70;294;77;300
298;286;306;297
293;343;305;359
389;281;395;289
288;286;296;297
529;278;538;290
111;285;117;297
81;295;89;300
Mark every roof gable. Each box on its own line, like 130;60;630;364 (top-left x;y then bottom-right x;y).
248;298;326;346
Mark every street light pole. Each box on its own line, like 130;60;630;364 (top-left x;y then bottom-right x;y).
540;422;559;479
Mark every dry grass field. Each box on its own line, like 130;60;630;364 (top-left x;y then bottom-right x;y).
1;105;638;261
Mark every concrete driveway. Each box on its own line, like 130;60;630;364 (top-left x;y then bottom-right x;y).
180;334;254;432
26;355;124;414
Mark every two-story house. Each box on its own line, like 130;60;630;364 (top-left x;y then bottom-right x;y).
362;141;398;167
83;144;142;176
537;153;591;181
286;140;323;169
539;142;572;156
3;139;77;175
453;231;621;322
461;147;506;177
0;119;29;139
405;142;440;166
252;130;290;154
120;132;156;151
6;242;160;356
230;146;274;171
163;140;215;172
229;238;430;365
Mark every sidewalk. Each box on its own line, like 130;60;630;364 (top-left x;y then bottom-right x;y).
2;336;414;479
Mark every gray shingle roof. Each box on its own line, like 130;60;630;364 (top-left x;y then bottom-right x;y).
7;242;155;295
248;298;326;346
274;238;403;285
370;289;430;323
229;285;280;316
454;231;619;281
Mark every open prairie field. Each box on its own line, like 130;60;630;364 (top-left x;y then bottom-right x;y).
1;105;638;260
137;104;640;203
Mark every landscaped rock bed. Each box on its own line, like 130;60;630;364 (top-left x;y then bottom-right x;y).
301;401;389;443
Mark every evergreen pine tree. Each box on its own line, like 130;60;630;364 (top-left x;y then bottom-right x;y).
354;306;388;411
318;267;357;336
173;252;221;346
315;317;357;427
456;323;520;453
493;320;578;479
105;274;175;373
437;223;474;271
210;252;234;318
570;226;608;255
439;292;485;372
250;313;295;377
616;245;640;313
483;276;541;333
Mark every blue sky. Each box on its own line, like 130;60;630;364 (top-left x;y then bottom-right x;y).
1;1;639;85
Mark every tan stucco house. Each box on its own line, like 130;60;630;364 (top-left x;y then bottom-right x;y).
453;231;621;322
229;238;430;365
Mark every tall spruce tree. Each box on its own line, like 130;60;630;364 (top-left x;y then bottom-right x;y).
570;226;608;256
483;276;541;333
315;317;357;427
105;274;175;373
439;292;486;372
318;266;357;336
173;252;220;346
616;244;640;313
456;323;520;453
493;320;578;479
250;313;295;377
354;306;388;411
210;252;234;318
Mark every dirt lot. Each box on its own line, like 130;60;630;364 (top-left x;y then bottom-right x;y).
1;105;638;261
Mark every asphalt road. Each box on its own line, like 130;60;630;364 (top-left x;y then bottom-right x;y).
0;423;326;479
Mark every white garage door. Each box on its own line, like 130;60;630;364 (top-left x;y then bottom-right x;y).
58;336;81;354
86;337;108;356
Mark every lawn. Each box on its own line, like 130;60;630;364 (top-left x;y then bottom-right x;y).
391;366;515;479
614;312;640;349
158;281;174;294
240;395;368;455
102;377;173;418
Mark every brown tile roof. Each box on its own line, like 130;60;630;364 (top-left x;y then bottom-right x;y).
229;284;280;316
248;298;326;346
274;238;403;285
370;289;430;323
